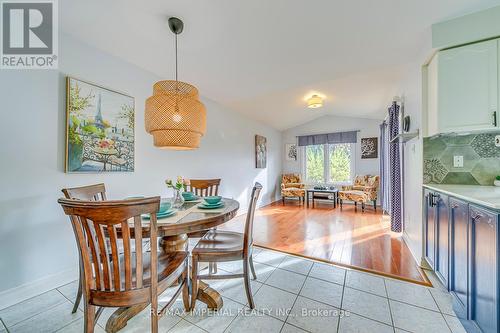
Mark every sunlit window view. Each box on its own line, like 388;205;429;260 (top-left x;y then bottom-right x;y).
329;143;352;182
305;145;324;182
305;143;353;183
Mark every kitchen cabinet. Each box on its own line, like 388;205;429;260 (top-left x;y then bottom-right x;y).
425;38;499;136
424;189;436;269
435;193;449;287
438;39;498;133
426;53;439;137
449;198;469;319
424;189;449;286
468;205;498;333
423;186;500;333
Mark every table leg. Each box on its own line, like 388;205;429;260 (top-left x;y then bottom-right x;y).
159;234;223;309
105;234;223;332
333;192;337;208
306;191;309;208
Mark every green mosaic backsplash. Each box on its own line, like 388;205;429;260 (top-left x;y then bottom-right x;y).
423;132;500;185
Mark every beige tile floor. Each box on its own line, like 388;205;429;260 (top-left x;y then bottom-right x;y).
0;247;466;333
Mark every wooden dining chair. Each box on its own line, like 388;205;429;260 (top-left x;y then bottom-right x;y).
62;183;107;314
58;197;189;333
186;179;221;197
186;178;221;274
190;182;262;309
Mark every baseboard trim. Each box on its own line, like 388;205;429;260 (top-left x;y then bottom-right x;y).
0;268;78;310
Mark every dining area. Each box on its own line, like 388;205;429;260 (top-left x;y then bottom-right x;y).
58;179;262;333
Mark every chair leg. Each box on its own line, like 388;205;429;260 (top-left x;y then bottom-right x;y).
190;257;199;311
151;306;158;333
373;200;377;210
249;255;257;280
243;258;255;309
73;264;83;313
282;197;285;205
362;202;365;212
83;303;95;333
181;267;190;311
209;262;218;274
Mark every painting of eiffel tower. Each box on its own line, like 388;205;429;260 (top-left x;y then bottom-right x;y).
65;77;135;173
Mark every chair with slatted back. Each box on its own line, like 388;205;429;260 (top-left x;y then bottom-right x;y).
58;197;189;333
186;178;222;274
191;182;262;310
186;179;221;197
62;183;107;314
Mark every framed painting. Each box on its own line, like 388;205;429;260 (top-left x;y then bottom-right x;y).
361;137;378;159
65;77;135;172
255;135;267;168
285;143;297;161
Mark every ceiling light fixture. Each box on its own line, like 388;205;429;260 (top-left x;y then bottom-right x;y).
307;95;323;108
145;17;206;150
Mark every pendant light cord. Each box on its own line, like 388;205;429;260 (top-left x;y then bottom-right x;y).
175;33;178;82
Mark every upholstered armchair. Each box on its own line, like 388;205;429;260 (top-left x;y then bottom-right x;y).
342;175;380;202
281;173;306;205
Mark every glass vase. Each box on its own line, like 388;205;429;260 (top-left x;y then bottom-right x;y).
172;189;185;208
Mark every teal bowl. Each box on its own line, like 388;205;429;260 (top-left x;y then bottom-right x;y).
182;192;195;200
204;196;222;205
158;202;172;214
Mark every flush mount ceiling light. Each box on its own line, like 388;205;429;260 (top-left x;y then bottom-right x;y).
307;95;323;108
145;17;206;150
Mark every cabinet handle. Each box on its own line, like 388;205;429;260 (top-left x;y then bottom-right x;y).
428;194;434;207
493;111;497;127
471;212;484;221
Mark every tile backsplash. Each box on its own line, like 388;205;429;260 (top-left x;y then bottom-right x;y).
423;132;500;185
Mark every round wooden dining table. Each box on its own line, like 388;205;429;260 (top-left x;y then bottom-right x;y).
106;198;240;333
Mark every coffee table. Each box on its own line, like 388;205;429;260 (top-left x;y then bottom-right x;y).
306;188;339;208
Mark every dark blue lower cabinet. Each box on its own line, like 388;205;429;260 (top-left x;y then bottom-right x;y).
468;205;498;333
424;189;436;269
450;198;468;319
436;193;449;287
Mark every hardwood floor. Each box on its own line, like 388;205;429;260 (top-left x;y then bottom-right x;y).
221;199;430;286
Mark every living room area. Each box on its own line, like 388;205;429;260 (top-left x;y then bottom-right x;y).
222;112;427;286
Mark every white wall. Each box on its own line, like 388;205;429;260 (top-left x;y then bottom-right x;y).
0;33;282;305
396;63;425;262
282;115;382;179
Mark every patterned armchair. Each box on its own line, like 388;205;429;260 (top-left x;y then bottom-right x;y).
342;175;380;202
281;173;306;205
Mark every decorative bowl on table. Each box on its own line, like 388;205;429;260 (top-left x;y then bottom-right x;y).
182;192;197;201
204;196;222;205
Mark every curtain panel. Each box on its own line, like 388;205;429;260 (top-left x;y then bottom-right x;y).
297;131;358;146
388;102;402;233
379;121;391;215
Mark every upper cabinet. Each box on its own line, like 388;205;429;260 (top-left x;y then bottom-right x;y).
425;39;500;136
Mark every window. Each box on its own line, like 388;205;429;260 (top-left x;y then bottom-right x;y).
329;143;352;183
305;145;325;183
304;143;355;184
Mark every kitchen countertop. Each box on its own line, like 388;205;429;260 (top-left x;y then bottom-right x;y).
423;184;500;210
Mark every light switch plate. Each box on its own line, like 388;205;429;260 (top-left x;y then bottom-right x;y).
453;155;464;168
496;135;500;147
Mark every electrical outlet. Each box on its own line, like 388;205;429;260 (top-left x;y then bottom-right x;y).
453;155;464;168
496;135;500;147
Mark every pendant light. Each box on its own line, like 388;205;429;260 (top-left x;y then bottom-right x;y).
145;17;206;150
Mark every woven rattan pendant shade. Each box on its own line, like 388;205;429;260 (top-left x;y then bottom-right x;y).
145;80;206;149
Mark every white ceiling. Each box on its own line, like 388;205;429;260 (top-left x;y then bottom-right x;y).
60;0;500;130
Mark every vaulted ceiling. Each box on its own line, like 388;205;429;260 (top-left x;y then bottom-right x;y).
60;0;500;130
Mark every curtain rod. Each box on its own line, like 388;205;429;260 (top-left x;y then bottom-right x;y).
295;129;361;137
